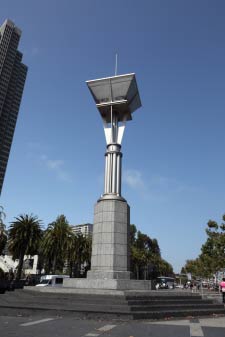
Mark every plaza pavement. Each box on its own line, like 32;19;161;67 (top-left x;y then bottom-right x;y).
1;314;225;337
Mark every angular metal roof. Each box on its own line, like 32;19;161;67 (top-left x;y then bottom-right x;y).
86;73;141;122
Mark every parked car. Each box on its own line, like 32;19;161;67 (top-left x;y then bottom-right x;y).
35;275;69;287
155;276;175;289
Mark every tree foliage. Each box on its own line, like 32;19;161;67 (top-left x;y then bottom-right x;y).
40;215;92;276
181;215;225;278
66;231;92;277
130;224;173;279
41;215;73;274
4;210;170;280
8;214;42;279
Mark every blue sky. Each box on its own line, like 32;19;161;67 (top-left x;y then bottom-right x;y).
1;0;225;273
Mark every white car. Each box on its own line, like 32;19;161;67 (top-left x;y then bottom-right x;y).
36;275;69;287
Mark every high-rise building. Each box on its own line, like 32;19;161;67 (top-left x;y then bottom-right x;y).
0;19;28;195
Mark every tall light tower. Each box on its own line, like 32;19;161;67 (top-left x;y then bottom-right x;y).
64;73;152;290
86;73;142;283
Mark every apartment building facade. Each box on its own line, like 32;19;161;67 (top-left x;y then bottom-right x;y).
71;223;93;237
0;19;28;194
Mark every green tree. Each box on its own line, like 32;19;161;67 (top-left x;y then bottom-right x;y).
130;225;173;279
156;258;174;276
131;245;147;279
200;218;225;275
130;224;137;246
8;214;42;280
66;233;78;277
41;215;73;274
82;234;92;273
66;232;92;277
181;258;204;278
181;215;225;278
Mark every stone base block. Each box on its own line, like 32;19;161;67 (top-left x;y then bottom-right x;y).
90;198;130;275
87;270;131;280
63;278;151;290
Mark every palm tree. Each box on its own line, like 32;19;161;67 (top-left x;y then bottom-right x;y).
65;231;92;277
0;206;7;255
82;235;92;274
41;215;73;274
66;233;78;277
8;214;42;280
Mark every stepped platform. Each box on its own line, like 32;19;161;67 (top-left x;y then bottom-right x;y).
0;288;224;320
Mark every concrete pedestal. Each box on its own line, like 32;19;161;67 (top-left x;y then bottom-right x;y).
63;198;152;291
63;278;152;291
87;198;130;280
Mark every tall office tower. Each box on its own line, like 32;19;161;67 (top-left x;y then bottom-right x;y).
0;19;28;195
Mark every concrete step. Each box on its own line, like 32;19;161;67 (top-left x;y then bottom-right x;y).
1;290;127;304
127;299;213;305
0;306;133;320
130;303;223;312
0;304;224;321
0;303;131;313
132;307;225;320
0;289;224;320
126;295;202;300
3;301;220;314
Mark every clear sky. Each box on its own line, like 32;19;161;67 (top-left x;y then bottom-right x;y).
1;0;225;273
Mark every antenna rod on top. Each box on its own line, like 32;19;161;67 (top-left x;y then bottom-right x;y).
115;53;118;76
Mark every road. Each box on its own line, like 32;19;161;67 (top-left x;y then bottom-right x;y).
1;314;225;337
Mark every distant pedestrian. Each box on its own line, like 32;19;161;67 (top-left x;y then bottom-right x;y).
220;278;225;303
193;283;197;293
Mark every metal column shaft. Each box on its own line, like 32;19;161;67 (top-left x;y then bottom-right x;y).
104;143;122;196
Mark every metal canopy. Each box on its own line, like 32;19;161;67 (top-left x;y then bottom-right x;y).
86;73;141;123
